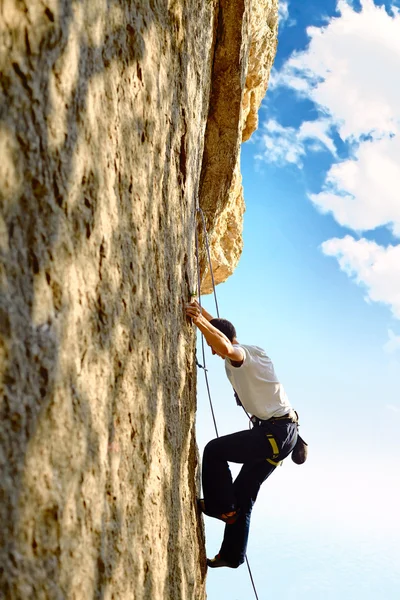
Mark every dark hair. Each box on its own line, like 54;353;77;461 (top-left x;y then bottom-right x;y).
210;318;237;342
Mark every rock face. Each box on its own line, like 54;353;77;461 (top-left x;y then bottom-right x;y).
0;1;277;599
200;0;278;294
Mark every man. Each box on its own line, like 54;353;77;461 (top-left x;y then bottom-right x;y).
186;299;298;569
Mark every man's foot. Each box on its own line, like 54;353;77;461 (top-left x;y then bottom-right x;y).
197;499;239;525
206;554;238;569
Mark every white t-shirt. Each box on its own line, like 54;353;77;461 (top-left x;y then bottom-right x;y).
225;344;291;420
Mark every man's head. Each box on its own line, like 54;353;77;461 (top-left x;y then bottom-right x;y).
210;318;237;343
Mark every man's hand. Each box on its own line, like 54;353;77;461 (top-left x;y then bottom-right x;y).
185;299;202;324
185;298;214;323
185;298;243;362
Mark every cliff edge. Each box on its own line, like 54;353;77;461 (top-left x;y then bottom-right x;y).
0;1;278;598
200;0;278;294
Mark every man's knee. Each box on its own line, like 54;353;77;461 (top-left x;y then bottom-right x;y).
203;437;220;460
234;494;255;514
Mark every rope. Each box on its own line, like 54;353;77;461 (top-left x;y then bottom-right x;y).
194;205;260;600
194;210;219;437
245;556;260;600
197;208;220;318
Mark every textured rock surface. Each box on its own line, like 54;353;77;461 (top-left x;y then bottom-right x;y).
0;0;278;598
0;1;212;598
200;0;278;294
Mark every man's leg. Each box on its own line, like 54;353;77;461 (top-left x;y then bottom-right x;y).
202;427;272;516
214;422;298;566
217;460;276;566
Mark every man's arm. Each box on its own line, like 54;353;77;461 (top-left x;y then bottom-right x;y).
185;302;244;362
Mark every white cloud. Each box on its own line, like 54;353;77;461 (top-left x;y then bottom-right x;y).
278;1;297;31
269;0;400;235
384;329;400;353
267;0;400;179
278;1;289;23
321;236;400;318
299;119;336;154
310;135;400;236
275;0;400;140
263;1;400;324
280;0;400;237
256;119;304;165
256;117;335;166
278;1;290;28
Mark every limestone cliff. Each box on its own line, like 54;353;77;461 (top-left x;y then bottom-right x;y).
200;0;278;294
0;1;277;599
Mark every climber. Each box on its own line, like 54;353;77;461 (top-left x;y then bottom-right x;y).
185;299;298;569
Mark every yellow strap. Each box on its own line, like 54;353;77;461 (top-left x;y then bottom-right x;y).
266;458;281;467
266;434;279;456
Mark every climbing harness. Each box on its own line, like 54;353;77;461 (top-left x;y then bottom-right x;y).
193;205;260;600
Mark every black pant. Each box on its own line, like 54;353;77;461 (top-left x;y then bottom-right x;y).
202;421;297;566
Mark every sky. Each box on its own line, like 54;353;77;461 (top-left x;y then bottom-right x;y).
196;1;400;598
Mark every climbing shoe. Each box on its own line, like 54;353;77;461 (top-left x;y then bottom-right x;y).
197;499;239;525
206;554;238;569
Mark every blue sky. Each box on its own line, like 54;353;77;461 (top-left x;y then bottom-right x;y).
196;1;400;598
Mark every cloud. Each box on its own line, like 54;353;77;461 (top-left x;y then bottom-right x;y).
278;1;297;31
321;236;400;318
274;0;400;140
384;330;400;354
262;1;400;324
310;135;400;236
278;1;289;24
256;117;335;166
270;0;400;234
278;1;292;29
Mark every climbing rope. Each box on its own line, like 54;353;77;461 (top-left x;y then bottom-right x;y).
193;205;260;600
194;211;219;437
